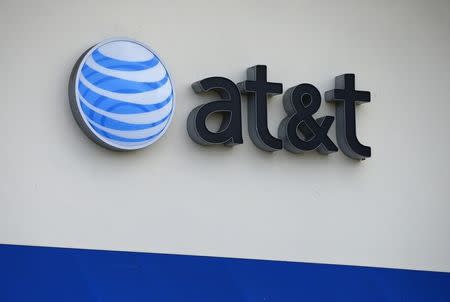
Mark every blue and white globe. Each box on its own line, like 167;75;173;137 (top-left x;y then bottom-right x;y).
71;38;174;150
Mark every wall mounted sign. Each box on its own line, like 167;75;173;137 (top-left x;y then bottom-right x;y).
68;38;175;151
69;39;370;160
188;65;371;160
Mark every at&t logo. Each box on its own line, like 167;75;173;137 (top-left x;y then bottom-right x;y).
68;38;175;151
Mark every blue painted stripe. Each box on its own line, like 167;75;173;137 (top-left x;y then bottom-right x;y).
92;49;160;71
90;122;166;143
80;101;172;131
81;65;169;93
78;81;173;114
0;244;449;302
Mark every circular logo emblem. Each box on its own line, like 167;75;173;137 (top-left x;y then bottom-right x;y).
69;38;174;151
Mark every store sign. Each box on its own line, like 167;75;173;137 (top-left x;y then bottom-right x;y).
69;38;370;159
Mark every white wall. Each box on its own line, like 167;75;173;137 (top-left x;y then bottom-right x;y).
1;0;449;272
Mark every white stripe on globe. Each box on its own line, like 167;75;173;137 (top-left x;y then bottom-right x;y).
86;118;168;140
78;74;173;105
98;40;155;62
84;55;167;83
79;94;172;125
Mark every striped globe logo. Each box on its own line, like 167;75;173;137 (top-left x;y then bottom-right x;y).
69;38;174;151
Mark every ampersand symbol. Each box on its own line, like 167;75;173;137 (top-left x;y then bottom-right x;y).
278;83;338;154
